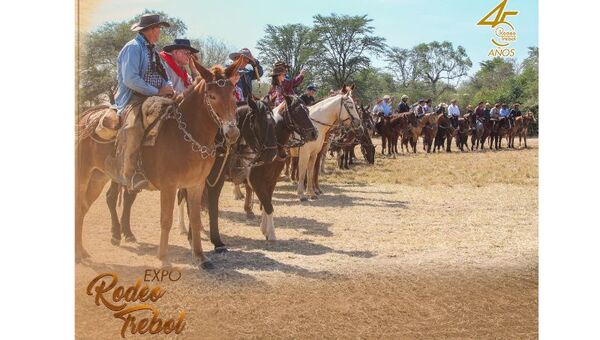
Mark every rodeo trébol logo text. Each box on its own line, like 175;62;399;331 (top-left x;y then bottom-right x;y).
86;270;186;338
477;0;519;58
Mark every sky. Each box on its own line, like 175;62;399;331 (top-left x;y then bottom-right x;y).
81;0;538;77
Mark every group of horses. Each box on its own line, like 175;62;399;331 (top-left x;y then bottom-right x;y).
369;105;536;156
76;59;364;269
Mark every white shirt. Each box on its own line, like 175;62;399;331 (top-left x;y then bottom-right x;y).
448;104;460;117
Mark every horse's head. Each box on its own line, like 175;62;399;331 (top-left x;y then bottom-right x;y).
193;58;244;145
237;97;278;166
340;85;362;130
281;95;318;142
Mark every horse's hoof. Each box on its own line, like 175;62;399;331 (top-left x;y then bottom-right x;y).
124;234;137;243
200;259;215;270
110;237;121;246
246;211;256;219
310;195;318;200
300;197;308;202
214;246;228;254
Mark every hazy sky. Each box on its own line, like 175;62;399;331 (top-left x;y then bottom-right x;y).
83;0;538;76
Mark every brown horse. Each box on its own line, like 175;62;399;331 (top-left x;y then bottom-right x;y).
75;61;242;268
455;116;470;152
397;112;418;153
508;112;536;148
419;113;438;153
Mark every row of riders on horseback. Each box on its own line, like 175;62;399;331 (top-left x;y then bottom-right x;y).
76;14;365;268
370;95;537;155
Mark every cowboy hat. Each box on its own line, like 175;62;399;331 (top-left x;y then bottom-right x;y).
269;62;288;76
307;84;317;91
383;95;391;100
401;94;408;100
163;39;199;53
228;48;256;63
131;14;170;32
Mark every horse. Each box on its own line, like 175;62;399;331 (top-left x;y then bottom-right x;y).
433;113;455;153
508;111;536;149
296;87;362;201
399;111;420;153
241;95;319;240
455;116;470;152
490;117;511;150
469;114;485;151
108;96;278;255
75;61;242;268
178;97;280;251
376;115;397;156
419;113;438;153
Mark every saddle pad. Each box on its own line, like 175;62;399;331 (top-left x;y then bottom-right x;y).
141;96;177;146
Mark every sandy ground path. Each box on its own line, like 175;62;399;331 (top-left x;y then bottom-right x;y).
76;139;538;339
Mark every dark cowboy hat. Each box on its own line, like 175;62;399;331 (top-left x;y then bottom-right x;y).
269;62;288;76
131;14;170;32
307;84;317;91
163;39;199;53
229;48;256;62
418;98;425;103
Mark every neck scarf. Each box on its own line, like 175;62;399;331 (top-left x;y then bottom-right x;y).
159;51;189;87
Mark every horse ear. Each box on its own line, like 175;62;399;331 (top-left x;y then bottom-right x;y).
341;84;347;94
248;96;258;111
350;83;355;90
284;94;294;107
194;59;214;81
224;57;244;79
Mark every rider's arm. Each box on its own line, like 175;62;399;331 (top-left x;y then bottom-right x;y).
120;44;160;96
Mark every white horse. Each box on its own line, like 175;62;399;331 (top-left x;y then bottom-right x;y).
296;87;362;201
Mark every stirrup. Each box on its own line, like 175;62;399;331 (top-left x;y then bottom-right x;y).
128;172;149;192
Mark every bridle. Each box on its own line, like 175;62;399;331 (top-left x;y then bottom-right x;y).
279;99;314;148
310;96;360;132
172;77;236;158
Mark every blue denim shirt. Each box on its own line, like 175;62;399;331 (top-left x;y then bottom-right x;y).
224;59;264;102
499;108;510;117
113;34;171;115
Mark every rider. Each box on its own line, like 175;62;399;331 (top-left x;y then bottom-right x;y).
510;102;522;127
448;99;460;128
159;38;200;94
499;103;511;128
415;98;425;118
226;48;263;106
484;102;492;120
300;84;317;106
423;98;433;114
475;102;485;120
397;94;410;113
106;14;174;191
268;61;305;107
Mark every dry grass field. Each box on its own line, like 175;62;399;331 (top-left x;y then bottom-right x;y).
75;137;538;339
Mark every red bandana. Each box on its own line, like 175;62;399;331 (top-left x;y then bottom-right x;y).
159;51;190;87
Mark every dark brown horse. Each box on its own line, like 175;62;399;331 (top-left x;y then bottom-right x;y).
76;61;242;268
242;95;318;240
508;111;536;148
455;116;470;152
433;113;455;152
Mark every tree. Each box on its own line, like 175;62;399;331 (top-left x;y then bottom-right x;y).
312;14;386;88
191;36;233;67
385;47;417;88
256;23;319;81
411;41;472;99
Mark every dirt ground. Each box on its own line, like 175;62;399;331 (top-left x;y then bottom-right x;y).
75;138;538;339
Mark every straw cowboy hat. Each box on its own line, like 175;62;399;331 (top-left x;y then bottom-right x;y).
228;48;256;63
163;39;199;53
401;94;408;100
383;95;391;100
130;14;170;31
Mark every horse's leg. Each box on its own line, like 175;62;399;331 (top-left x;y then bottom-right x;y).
157;187;176;262
243;180;255;218
284;157;291;178
306;152;318;200
120;189;138;242
76;170;109;261
524;134;528;149
291;156;299;182
106;181;122;246
314;152;322;195
207;177;227;252
177;189;188;234
249;170;276;241
233;183;244;200
296;149;310;201
184;185;212;269
381;134;386;155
